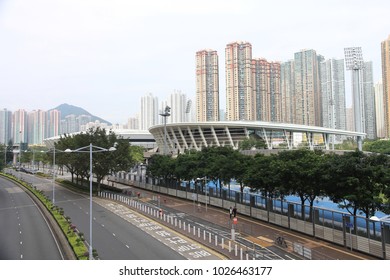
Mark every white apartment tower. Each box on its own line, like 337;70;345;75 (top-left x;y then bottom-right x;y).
168;90;187;123
320;59;346;132
12;109;28;144
0;109;12;145
140;93;159;130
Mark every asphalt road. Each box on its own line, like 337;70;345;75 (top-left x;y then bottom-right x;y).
0;177;63;260
12;171;187;260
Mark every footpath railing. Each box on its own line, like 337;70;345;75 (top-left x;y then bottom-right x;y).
108;173;390;260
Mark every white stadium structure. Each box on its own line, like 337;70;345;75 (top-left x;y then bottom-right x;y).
43;122;365;153
148;121;365;153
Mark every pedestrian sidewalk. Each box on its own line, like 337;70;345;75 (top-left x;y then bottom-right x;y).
106;180;377;260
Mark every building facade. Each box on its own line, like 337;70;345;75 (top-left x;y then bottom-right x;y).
196;49;219;122
362;61;376;139
251;58;281;122
382;35;390;138
140;93;159;130
225;41;253;121
320;59;346;133
293;49;323;126
0;109;12;145
280;60;295;124
375;82;385;138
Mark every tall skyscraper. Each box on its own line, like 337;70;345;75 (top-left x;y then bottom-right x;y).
362;61;376;139
375;82;385;138
140;93;159;130
225;41;253;121
294;49;323;126
381;35;390;138
0;109;12;145
196;49;219;122
168;90;187;123
12;109;28;144
320;59;346;132
251;58;281;122
280;60;295;124
46;109;61;138
27;110;46;145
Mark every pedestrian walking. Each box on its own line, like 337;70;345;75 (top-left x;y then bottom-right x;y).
229;207;233;219
233;206;237;217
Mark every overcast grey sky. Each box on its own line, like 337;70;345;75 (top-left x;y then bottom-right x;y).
1;0;389;124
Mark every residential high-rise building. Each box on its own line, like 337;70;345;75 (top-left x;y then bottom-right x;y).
381;35;390;138
346;107;354;131
375;82;385;138
168;90;187;123
27;110;46;145
225;41;253;121
196;49;219;122
12;109;28;145
0;109;12;145
46;109;61;138
251;58;281;122
362;61;376;139
320;59;346;132
127;115;140;130
280;60;295;123
294;49;323;126
140;93;159;130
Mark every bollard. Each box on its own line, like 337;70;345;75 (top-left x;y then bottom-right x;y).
215;235;217;247
240;248;243;260
229;241;231;253
203;230;206;240
179;220;181;229
209;232;211;243
183;222;186;231
235;244;238;257
198;228;200;238
221;238;224;249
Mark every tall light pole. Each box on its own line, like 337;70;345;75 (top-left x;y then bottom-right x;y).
344;47;365;151
65;143;116;260
159;106;171;155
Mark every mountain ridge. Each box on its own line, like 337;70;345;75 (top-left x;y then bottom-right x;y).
52;103;112;125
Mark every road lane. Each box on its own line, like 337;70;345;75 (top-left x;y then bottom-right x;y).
0;177;63;260
14;171;209;259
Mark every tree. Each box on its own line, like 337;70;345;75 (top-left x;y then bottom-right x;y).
363;139;390;154
147;154;176;187
276;150;326;220
56;128;133;192
244;154;277;210
327;151;390;229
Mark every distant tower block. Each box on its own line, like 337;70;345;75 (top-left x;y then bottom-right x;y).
344;47;365;151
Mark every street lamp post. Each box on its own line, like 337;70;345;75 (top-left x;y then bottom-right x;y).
65;143;116;260
159;106;171;155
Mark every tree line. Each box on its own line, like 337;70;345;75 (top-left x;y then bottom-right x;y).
147;146;390;220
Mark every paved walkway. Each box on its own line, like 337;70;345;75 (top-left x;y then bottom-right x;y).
106;180;378;260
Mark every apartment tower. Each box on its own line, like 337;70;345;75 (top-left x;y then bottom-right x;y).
225;41;253;121
294;49;323;126
196;49;219;122
381;35;390;138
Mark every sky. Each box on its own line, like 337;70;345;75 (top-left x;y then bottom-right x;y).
1;0;390;125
